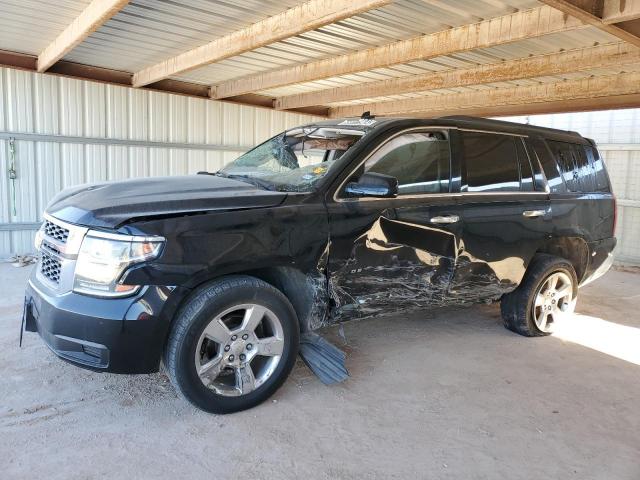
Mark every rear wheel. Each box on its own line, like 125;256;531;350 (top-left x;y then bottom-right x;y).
164;276;299;413
501;254;577;337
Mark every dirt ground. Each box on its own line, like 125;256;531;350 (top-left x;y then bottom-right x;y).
1;263;639;480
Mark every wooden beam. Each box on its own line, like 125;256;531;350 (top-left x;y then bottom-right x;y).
602;0;640;23
222;94;329;117
275;42;640;109
539;0;640;46
0;49;325;117
37;0;129;72
329;71;640;118
213;5;587;99
132;0;391;88
391;93;640;118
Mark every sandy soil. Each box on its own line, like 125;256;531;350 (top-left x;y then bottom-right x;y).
1;264;639;479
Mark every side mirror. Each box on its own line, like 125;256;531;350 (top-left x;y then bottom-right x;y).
344;172;398;198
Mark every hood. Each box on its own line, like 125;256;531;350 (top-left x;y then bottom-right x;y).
46;175;288;228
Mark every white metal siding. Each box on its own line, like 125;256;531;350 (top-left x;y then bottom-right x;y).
504;109;640;265
0;67;320;257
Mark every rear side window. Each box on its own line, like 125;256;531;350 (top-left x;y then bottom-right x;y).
461;131;520;192
364;131;451;194
584;145;610;192
547;140;596;193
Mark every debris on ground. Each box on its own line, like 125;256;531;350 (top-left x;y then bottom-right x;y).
299;332;349;385
4;255;37;267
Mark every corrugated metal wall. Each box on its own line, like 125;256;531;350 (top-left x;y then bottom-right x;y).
504;109;640;265
0;67;320;257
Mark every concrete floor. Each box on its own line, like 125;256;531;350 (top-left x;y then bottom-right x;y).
1;263;639;480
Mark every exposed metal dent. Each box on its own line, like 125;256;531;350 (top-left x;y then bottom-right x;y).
448;255;517;304
326;214;458;321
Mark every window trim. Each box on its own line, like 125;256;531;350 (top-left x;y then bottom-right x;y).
523;138;551;194
515;137;534;192
333;126;548;203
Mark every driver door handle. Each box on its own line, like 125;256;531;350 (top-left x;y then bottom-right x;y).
522;209;546;218
430;215;459;224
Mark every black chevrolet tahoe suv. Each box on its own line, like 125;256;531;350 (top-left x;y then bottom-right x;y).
23;116;616;413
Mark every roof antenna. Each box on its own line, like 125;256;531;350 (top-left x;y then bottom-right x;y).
361;111;375;119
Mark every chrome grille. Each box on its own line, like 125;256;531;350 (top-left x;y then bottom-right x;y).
41;241;61;256
37;215;89;294
40;251;62;284
44;220;69;243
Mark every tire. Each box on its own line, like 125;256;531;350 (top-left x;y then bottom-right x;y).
501;254;578;337
164;275;299;414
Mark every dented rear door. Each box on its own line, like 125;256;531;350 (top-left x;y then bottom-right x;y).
448;130;553;303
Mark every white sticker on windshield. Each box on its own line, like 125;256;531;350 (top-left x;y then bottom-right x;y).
338;119;376;126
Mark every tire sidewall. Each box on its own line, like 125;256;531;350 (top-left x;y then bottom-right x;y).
171;278;299;413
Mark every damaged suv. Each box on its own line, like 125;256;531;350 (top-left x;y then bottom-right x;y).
24;116;616;413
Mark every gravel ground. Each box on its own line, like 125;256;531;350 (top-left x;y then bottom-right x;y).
1;263;639;479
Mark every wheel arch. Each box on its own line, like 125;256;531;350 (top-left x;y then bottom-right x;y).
230;266;329;333
534;236;589;284
165;266;328;340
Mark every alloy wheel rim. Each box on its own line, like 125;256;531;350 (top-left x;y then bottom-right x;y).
194;303;285;397
532;271;573;332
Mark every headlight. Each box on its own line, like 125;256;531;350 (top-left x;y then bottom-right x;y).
73;231;164;298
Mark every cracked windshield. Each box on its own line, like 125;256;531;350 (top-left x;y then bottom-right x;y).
219;127;366;191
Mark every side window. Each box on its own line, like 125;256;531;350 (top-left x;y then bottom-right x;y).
531;138;566;193
364;131;451;194
584;145;610;192
547;140;594;193
572;144;595;192
461;131;520;192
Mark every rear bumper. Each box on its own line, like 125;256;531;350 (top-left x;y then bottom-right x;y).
581;237;617;286
24;274;189;373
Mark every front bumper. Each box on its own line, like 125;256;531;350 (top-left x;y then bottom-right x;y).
24;273;189;373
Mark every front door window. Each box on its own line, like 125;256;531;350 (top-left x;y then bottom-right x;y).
364;131;451;195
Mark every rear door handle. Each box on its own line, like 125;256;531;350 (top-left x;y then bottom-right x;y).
522;209;546;218
430;215;459;224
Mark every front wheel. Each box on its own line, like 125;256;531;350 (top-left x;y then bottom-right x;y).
501;254;577;337
164;276;299;413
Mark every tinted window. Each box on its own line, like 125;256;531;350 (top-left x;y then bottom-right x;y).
461;132;520;192
572;144;595;192
531;138;566;193
547;140;594;193
364;131;451;194
584;145;610;192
